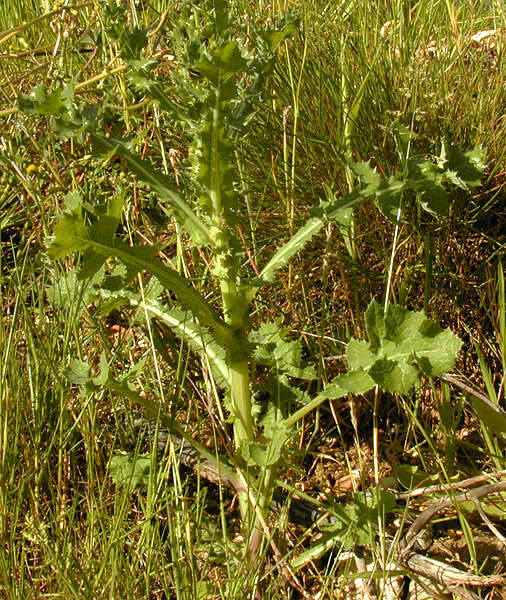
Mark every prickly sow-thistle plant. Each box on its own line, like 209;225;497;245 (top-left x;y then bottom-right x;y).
19;0;484;567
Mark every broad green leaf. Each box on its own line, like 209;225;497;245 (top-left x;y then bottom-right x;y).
131;77;190;123
392;121;417;158
63;191;82;215
322;188;370;220
292;488;397;567
93;352;110;387
348;300;462;394
108;454;152;488
315;369;375;401
120;27;148;59
346;339;376;371
65;359;92;386
90;133;211;246
331;369;375;395
261;18;299;52
284;369;375;428
131;276;164;322
318;488;396;549
409;159;449;216
260;402;286;439
65;352;110;391
338;157;407;224
250;321;316;379
345;157;382;196
368;358;418;395
446;145;487;188
394;464;435;489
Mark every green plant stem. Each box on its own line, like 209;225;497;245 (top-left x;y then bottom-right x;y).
209;89;254;449
229;360;254;444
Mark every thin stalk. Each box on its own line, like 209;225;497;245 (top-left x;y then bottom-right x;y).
498;258;505;382
0;1;93;45
423;228;433;314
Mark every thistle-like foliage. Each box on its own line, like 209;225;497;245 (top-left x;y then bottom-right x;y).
17;0;485;571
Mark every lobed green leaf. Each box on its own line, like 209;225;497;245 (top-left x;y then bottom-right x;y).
347;300;463;394
250;321;316;380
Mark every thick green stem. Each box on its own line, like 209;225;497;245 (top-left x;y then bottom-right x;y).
208;87;254;449
204;59;259;568
230;360;254;445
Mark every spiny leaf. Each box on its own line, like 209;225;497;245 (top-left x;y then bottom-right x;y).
240;403;291;467
345;156;382;196
374;176;405;223
48;210;239;353
257;217;324;284
323;184;355;255
261;20;299;51
48;213;88;259
120;27;148;60
136;303;230;389
106;240;237;350
196;42;248;84
316;188;373;221
46;265;104;314
17;84;67;117
90;133;211;246
196;116;238;220
240;428;288;467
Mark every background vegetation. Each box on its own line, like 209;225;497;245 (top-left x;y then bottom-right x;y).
0;0;504;598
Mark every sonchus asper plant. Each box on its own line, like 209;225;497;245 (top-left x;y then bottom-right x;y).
19;0;485;572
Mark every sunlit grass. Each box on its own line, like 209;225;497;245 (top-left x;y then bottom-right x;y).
0;0;504;597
